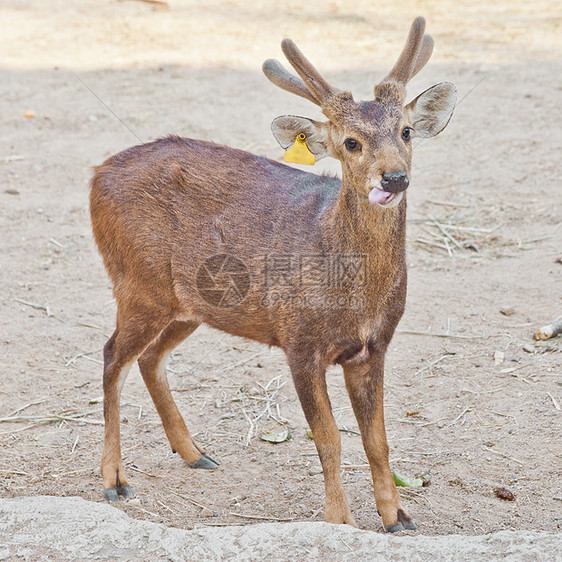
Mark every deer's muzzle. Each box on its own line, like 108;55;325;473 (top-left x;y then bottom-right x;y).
381;171;409;193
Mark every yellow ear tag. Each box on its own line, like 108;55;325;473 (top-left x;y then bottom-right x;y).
284;132;315;166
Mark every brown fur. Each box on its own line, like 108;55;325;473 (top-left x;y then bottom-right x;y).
90;17;456;532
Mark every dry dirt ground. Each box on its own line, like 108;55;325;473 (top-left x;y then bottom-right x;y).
0;0;561;539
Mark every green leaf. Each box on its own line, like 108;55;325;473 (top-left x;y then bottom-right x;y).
259;429;291;443
392;470;424;487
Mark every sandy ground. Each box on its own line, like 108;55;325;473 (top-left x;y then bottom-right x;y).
2;497;561;561
0;0;561;538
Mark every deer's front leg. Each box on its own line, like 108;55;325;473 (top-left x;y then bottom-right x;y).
343;351;417;532
288;354;356;526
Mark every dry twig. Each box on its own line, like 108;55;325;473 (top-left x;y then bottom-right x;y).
398;329;492;340
230;511;295;522
15;298;53;317
443;407;471;428
414;353;454;376
546;393;561;411
482;445;523;464
169;490;214;512
534;316;562;341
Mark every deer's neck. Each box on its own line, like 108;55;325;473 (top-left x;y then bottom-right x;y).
326;177;407;260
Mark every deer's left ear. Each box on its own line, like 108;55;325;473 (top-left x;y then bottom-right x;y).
405;82;457;138
271;115;330;160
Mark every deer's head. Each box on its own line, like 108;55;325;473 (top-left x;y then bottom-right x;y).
263;17;456;208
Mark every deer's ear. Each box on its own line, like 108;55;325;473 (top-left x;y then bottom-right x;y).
405;82;457;138
271;116;330;160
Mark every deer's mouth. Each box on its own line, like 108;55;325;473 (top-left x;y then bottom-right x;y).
368;185;404;208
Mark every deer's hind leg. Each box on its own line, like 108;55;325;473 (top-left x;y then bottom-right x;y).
137;319;219;470
101;309;170;501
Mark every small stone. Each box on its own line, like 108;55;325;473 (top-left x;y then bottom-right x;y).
500;307;516;317
495;487;516;501
522;343;536;353
200;507;214;517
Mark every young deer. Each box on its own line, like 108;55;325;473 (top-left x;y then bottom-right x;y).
90;17;456;532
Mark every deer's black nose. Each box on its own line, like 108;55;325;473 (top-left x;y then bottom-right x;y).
381;171;409;193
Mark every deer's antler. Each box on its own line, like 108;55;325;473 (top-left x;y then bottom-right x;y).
264;17;435;104
384;17;432;84
410;33;434;80
262;59;319;105
263;40;340;106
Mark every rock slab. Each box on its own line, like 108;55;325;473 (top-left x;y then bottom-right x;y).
0;496;560;561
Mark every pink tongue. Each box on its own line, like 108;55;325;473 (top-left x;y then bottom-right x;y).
369;187;394;205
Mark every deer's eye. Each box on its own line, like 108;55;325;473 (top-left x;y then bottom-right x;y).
344;138;361;151
401;127;412;141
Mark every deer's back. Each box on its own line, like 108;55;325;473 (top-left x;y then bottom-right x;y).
90;135;345;345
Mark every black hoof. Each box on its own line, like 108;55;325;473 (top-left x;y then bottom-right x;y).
104;484;134;502
120;485;134;500
104;488;119;502
403;519;418;531
191;454;220;470
386;522;405;533
397;508;417;531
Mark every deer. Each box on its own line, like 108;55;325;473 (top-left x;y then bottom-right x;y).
90;16;456;532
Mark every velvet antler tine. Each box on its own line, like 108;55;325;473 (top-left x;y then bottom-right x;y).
280;39;339;104
262;59;320;105
410;34;434;80
384;17;426;84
